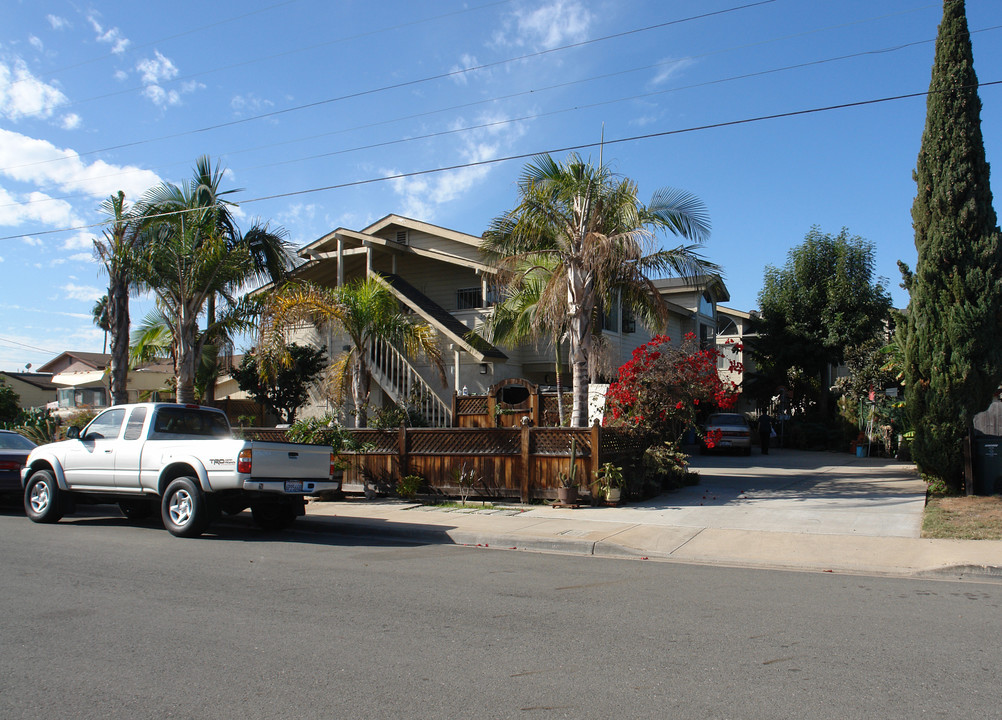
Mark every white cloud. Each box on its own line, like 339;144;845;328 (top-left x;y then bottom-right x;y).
47;15;69;30
0;59;69;121
136;51;199;108
0;185;81;229
0;128;162;204
60;113;81;130
649;57;695;87
137;51;177;85
29;35;44;52
496;0;592;50
68;252;93;262
114;69;128;82
88;15;130;54
385;112;528;220
61;283;103;302
231;93;274;116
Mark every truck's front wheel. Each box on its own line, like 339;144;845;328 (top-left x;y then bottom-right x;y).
24;469;64;524
161;477;210;538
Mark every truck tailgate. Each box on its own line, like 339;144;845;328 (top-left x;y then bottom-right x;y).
249;442;330;480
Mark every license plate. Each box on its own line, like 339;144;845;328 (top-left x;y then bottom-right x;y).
719;441;732;447
284;480;303;493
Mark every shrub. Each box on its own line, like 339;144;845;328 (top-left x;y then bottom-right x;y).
396;474;424;500
604;333;741;444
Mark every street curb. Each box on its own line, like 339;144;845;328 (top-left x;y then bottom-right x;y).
916;564;1002;580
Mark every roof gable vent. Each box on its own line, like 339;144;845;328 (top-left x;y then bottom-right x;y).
393;229;408;244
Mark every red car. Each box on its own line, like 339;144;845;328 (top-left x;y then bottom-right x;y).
0;430;36;495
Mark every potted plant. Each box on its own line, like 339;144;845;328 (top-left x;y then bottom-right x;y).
594;462;624;505
556;437;580;505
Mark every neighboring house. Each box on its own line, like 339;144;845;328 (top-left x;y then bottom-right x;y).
36;351;175;415
715;305;759;414
263;214;732;426
0;371;58;411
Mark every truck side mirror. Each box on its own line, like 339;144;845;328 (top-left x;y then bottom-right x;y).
66;426;80;440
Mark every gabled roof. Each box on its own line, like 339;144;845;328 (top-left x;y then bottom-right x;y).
652;274;730;303
37;351;110;374
361;214;483;248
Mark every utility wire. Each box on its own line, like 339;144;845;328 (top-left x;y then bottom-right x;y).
0;0;777;174
2;79;997;243
9;12;985;213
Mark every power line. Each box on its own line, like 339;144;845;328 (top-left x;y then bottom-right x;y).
9;11;984;214
0;0;777;175
2;80;997;243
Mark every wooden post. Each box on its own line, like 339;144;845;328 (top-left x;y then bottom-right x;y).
398;424;408;480
530;389;540;426
451;391;457;428
520;423;531;503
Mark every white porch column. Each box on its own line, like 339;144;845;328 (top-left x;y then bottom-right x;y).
336;235;344;287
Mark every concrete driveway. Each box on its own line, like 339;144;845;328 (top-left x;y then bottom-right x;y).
527;449;926;538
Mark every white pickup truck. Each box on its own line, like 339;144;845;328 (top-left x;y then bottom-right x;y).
21;403;339;537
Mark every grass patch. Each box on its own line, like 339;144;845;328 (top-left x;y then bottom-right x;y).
426;500;498;510
922;495;1002;540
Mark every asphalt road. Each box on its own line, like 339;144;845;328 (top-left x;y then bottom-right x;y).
2;505;1000;720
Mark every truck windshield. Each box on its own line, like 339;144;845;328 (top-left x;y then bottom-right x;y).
150;408;231;439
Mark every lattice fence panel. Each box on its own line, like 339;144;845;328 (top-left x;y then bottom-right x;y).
346;429;399;454
532;428;592;457
455;395;489;415
408;428;520;455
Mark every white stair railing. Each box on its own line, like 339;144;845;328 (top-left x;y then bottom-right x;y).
368;337;451;427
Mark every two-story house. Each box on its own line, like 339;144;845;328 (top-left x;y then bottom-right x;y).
267;214;731;426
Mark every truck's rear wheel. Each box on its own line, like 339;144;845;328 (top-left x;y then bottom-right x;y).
251;501;298;531
161;477;210;538
24;469;64;524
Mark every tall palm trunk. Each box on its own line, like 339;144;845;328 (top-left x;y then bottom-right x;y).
351;351;371;427
108;275;131;405
568;264;595;427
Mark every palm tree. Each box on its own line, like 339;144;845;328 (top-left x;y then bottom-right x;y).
132;157;294;404
92;296;111;354
260;277;445;428
482;260;570;424
482;153;716;427
94;191;142;405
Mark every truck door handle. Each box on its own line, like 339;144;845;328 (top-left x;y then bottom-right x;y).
288;452;299;459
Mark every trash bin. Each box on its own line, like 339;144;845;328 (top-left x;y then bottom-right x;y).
972;436;1002;495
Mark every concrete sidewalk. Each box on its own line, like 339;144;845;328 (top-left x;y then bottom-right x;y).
302;450;1002;581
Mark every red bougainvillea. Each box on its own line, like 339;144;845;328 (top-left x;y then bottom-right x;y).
604;333;742;446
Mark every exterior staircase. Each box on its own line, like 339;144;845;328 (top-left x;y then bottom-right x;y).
368;336;451;427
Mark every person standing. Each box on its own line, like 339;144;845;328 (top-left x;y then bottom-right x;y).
758;412;772;455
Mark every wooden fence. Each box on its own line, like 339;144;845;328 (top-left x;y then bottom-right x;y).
244;423;649;502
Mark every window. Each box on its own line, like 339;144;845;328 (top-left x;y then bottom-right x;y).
83;408;126;441
622;308;636;334
457;287;483;310
151;408;231;438
59;386;108;409
123;407;148;441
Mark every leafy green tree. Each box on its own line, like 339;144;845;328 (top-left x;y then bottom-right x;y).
230;344;327;424
902;0;1002;491
132;157;293;404
747;226;891;414
482;153;715;427
260;277;446;428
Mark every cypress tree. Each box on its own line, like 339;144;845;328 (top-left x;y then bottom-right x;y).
904;0;1002;491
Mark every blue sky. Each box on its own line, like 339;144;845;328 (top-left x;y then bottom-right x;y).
1;0;1000;372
